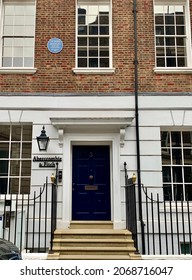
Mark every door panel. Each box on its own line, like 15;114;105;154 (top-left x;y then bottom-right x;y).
72;145;111;220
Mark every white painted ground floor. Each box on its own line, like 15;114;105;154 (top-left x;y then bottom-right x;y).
0;94;192;244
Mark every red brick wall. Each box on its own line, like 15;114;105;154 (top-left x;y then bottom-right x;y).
0;0;191;94
137;0;192;93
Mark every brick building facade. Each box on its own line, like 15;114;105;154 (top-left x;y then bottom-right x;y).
0;0;192;256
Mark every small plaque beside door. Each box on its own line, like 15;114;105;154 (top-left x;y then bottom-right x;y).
85;185;98;190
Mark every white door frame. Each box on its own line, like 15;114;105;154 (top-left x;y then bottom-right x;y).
57;132;124;229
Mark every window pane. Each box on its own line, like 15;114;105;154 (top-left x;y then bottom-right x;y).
15;15;24;25
11;126;21;141
173;184;183;200
162;166;171;182
162;148;171;164
178;57;186;67
156;37;164;45
14;26;24;35
15;6;24;15
25;16;35;25
183;132;192;147
10;160;20;176
100;48;109;57
157;58;165;67
166;57;176;67
78;58;87;67
13;57;23;67
166;47;175;56
176;26;185;35
176;16;184;24
4;5;15;15
171;131;181;147
21;160;31;176
25;5;35;15
163;184;172;200
89;58;98;67
24;46;34;56
172;148;182;164
176;37;185;46
161;131;170;147
0;144;9;158
89;26;98;35
184;167;192;183
0;126;10;140
2;57;12;67
78;48;87;57
3;26;14;35
78;26;87;35
78;15;86;24
100;37;109;46
11;143;20;158
166;37;175;46
22;143;31;158
155;15;164;24
183;150;192;165
0;178;8;194
9;178;19;194
0;160;8;175
89;48;98;57
78;37;87;46
4;15;14;25
165;26;175;35
22;125;32;141
89;37;98;46
20;178;30;194
172;167;182;183
99;15;109;25
185;184;192;200
165;15;174;24
24;57;33;67
156;26;164;35
156;47;165;56
100;26;109;35
3;47;12;56
14;47;23;56
100;58;109;67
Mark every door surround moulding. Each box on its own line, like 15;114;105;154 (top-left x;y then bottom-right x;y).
50;115;133;148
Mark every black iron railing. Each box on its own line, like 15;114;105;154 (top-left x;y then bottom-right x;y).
124;162;192;255
0;176;57;253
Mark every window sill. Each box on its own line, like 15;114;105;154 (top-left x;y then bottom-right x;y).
154;67;192;74
0;67;37;74
72;68;115;74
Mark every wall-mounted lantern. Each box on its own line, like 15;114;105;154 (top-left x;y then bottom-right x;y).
36;126;49;151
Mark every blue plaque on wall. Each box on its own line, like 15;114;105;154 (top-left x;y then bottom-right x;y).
47;38;63;53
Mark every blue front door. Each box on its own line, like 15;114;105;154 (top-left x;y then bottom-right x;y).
72;145;111;220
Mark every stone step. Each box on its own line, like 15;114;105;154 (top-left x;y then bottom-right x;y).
52;246;137;255
47;223;141;260
53;229;133;240
52;238;134;247
47;253;141;260
69;221;113;229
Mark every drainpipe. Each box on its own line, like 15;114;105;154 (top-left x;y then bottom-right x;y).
133;0;145;254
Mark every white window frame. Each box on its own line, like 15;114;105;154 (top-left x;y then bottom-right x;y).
73;0;115;74
0;125;32;194
161;130;192;201
153;0;192;74
0;0;37;74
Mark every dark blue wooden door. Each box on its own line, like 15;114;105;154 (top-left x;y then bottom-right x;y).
72;145;111;220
